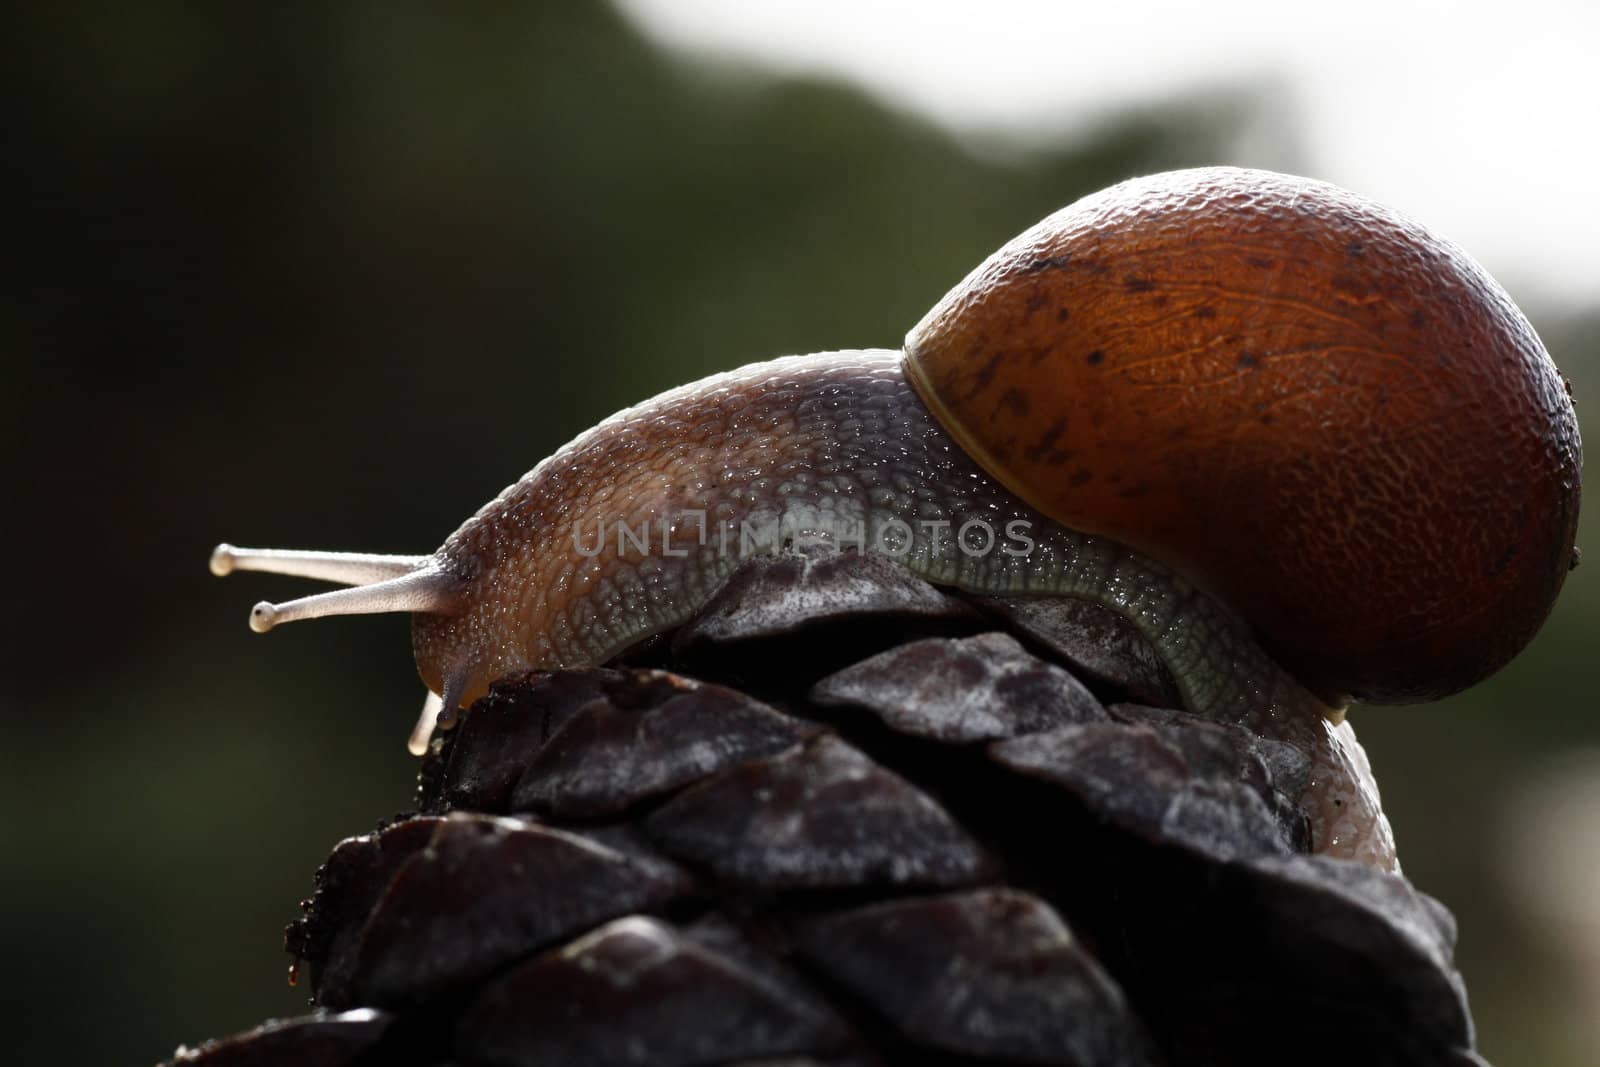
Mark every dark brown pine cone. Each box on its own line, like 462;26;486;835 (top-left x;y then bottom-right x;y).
165;552;1487;1067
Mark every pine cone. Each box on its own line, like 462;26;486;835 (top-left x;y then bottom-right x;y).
166;553;1486;1067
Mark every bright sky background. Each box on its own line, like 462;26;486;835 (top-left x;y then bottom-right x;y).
617;0;1600;308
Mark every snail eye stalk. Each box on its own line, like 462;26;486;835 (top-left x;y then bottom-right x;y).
209;544;462;631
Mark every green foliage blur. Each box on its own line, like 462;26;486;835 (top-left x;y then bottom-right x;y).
5;5;1594;1065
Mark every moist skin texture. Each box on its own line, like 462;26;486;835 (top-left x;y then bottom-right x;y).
414;349;1395;869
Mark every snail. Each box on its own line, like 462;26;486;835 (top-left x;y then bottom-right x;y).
211;167;1582;872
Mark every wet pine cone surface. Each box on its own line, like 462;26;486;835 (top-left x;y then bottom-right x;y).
167;552;1487;1067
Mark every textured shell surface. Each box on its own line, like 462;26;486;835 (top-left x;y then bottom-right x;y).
905;166;1582;703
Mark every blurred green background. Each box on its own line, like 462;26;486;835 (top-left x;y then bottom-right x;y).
6;5;1595;1064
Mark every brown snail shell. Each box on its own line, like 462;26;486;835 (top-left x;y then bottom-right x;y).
905;167;1582;704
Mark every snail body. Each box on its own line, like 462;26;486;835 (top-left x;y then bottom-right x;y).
411;349;1310;724
212;168;1582;873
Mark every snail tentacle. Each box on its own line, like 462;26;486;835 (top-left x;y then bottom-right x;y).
244;566;465;633
210;544;430;584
